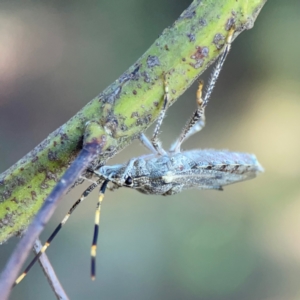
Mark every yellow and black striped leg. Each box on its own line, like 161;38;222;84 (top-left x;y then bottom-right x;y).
14;179;102;286
91;180;109;280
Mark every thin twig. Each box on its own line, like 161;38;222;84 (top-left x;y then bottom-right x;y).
34;239;69;300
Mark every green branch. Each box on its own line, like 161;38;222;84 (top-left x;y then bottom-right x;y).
0;0;266;243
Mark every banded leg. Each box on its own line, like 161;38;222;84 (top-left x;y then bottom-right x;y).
150;74;171;155
170;27;235;152
91;180;109;280
14;179;102;286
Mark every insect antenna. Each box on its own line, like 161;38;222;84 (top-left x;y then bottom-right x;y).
91;180;109;280
14;179;102;286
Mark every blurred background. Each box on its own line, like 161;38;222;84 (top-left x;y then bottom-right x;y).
1;0;300;299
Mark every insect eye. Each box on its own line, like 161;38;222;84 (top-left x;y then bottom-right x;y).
125;176;133;185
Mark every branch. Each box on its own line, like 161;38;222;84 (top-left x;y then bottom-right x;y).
0;0;266;243
0;0;266;298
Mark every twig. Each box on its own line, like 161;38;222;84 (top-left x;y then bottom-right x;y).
34;239;69;300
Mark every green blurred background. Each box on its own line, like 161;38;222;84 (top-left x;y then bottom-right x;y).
1;0;300;299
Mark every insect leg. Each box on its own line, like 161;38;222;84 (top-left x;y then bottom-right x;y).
150;73;171;155
139;133;158;154
14;179;102;286
91;180;109;280
170;27;235;152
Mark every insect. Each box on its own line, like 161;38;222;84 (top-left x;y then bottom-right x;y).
14;26;263;286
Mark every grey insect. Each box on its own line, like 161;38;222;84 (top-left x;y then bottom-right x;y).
98;149;263;196
15;27;263;285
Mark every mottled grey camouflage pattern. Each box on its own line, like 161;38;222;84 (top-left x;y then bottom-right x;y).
95;150;263;196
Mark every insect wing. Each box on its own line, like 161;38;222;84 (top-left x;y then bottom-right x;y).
163;150;263;191
162;168;256;191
